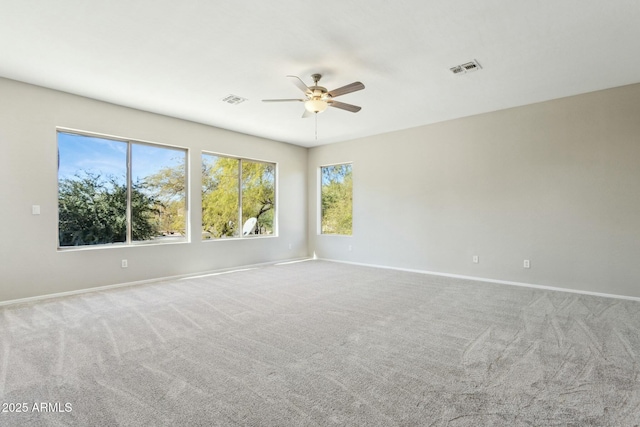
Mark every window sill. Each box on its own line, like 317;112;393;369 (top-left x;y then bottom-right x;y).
57;239;189;252
202;234;278;242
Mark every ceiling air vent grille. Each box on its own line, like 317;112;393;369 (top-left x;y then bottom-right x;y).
222;94;247;105
450;59;482;75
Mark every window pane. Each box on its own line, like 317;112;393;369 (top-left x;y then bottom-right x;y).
202;154;240;239
242;160;275;236
321;164;352;235
58;132;127;246
132;143;187;243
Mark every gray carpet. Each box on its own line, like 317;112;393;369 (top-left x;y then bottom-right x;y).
1;260;639;426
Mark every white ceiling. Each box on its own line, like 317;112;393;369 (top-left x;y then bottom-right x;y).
1;1;639;147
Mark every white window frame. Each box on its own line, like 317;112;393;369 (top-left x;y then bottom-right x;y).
56;128;189;250
318;162;353;236
201;151;278;240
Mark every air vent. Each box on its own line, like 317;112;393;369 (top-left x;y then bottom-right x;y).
222;95;247;105
462;62;478;71
450;59;482;75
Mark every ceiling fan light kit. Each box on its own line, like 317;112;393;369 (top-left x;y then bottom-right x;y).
305;98;328;113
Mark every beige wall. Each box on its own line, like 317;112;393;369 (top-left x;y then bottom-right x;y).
308;83;640;298
2;77;640;302
0;78;308;302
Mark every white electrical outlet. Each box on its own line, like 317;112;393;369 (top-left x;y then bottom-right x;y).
523;259;530;269
473;255;479;264
348;245;352;251
121;259;128;268
288;243;292;250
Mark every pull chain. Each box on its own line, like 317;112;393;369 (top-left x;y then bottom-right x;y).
315;112;318;140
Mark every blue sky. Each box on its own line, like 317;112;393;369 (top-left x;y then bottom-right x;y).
58;132;184;184
321;163;351;186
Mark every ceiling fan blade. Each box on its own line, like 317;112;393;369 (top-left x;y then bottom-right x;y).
302;109;313;118
287;75;311;94
328;100;361;113
262;98;304;102
328;81;365;98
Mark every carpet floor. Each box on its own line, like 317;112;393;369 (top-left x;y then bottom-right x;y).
1;260;639;426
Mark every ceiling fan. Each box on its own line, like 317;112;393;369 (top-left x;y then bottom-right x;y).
262;74;365;118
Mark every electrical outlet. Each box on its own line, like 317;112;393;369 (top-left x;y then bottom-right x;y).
472;255;479;264
523;259;530;269
121;259;128;268
288;243;292;250
348;245;352;251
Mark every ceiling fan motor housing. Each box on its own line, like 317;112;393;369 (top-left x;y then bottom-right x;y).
308;87;329;100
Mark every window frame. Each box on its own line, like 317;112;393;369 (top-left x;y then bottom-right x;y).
56;128;190;250
318;162;353;236
201;151;277;241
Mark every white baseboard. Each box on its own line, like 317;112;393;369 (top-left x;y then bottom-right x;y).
4;256;637;307
0;256;311;307
318;258;640;302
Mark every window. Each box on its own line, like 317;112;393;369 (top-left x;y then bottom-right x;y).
320;163;352;235
202;153;275;239
57;131;187;248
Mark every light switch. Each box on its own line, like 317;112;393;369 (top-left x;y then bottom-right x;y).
32;205;41;215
